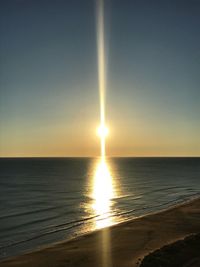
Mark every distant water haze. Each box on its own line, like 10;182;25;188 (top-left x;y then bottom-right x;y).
0;157;200;259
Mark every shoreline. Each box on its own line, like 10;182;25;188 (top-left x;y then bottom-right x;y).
1;193;199;261
1;196;200;267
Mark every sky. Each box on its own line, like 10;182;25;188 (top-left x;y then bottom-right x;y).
0;0;200;157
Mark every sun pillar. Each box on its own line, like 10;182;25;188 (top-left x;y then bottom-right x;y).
97;0;107;159
96;1;112;267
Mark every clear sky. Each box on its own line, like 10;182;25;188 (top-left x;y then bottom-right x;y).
0;0;200;157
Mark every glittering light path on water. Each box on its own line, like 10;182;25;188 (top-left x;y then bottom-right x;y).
95;1;113;267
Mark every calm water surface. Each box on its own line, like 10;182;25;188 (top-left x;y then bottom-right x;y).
0;157;200;259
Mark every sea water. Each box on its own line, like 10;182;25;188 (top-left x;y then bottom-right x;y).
0;157;200;259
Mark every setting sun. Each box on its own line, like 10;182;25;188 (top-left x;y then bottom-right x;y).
0;0;200;266
97;125;109;138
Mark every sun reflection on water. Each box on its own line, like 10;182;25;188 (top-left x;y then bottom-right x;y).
92;158;115;229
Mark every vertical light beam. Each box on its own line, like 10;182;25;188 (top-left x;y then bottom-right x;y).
97;0;107;158
96;2;112;267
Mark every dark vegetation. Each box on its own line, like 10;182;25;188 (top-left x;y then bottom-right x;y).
140;233;200;267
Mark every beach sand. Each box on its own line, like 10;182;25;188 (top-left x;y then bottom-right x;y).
1;198;200;267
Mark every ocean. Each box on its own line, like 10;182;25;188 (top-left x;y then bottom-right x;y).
0;157;200;259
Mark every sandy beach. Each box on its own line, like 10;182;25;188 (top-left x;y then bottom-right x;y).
0;197;200;267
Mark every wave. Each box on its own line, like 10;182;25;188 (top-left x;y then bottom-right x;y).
1;192;199;253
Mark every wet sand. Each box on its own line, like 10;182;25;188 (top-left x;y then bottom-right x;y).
1;197;200;267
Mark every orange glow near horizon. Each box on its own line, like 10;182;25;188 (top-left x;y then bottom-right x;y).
97;124;109;158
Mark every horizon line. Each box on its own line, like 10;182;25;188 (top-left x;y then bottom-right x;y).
0;155;200;159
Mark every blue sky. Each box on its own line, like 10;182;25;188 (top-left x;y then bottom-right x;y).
0;0;199;156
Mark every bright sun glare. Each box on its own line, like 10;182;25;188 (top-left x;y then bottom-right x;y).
94;0;113;266
92;159;114;229
97;124;109;158
97;125;109;138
